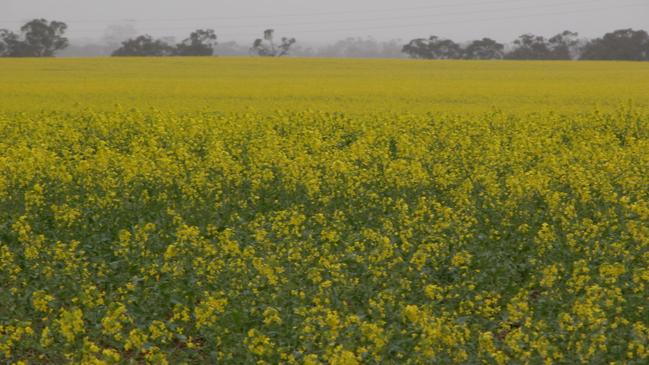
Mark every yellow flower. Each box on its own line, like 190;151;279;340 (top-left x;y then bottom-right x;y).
101;303;129;340
451;251;472;268
148;320;172;343
541;265;560;288
40;327;53;348
303;354;321;365
599;263;625;284
57;308;84;343
329;348;359;365
245;329;273;357
404;305;420;323
32;290;54;313
124;328;148;351
262;307;282;326
194;292;228;328
424;284;444;301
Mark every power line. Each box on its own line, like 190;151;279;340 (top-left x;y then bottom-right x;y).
19;0;636;33
3;1;642;39
0;0;627;24
291;2;648;35
217;2;648;39
54;0;646;38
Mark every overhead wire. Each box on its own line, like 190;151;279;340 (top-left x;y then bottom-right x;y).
0;0;637;25
37;0;625;32
1;0;644;39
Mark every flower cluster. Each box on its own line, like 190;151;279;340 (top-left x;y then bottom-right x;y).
0;108;647;363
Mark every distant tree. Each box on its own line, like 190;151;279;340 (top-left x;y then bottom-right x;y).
581;29;649;61
0;29;15;56
506;34;553;60
506;31;579;60
462;38;505;59
102;23;138;48
214;41;250;56
0;19;68;57
250;29;296;57
548;30;580;59
175;29;217;56
111;35;175;56
19;19;69;57
402;36;462;59
315;37;404;58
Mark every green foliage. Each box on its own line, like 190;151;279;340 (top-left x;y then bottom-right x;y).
0;19;68;57
0;108;647;363
581;29;649;61
175;29;217;56
251;29;296;57
111;35;176;57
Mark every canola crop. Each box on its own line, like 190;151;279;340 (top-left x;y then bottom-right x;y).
0;59;648;364
1;58;649;114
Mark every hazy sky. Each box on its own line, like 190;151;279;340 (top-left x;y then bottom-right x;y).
3;0;648;44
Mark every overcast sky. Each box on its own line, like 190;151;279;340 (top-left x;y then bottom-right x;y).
3;0;648;44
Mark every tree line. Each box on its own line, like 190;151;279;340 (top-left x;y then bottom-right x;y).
110;28;295;57
0;19;68;57
0;19;293;57
2;19;648;61
402;30;649;61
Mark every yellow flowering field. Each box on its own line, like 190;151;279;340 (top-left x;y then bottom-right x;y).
1;58;649;114
0;59;648;364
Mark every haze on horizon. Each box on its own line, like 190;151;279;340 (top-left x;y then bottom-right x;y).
3;0;648;45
